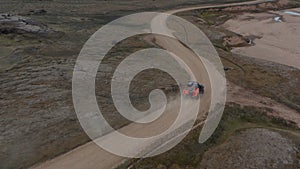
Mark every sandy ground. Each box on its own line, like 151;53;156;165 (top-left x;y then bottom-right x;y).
222;8;300;69
31;8;213;169
29;1;300;169
31;83;300;169
30;38;209;169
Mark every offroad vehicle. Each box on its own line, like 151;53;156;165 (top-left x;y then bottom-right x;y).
182;81;204;99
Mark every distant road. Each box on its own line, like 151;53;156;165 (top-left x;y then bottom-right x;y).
30;0;273;169
168;0;273;14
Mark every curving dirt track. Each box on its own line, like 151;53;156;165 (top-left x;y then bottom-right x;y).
31;16;211;169
30;0;278;169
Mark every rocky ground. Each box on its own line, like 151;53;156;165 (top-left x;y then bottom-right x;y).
118;0;300;168
0;0;246;169
121;104;300;169
1;0;300;169
200;128;299;169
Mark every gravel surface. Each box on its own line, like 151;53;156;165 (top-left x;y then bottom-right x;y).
200;128;299;169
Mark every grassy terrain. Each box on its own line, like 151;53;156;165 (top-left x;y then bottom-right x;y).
221;50;300;112
116;104;299;169
1;0;300;168
115;1;300;168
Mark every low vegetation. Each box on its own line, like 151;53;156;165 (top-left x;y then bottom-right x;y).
117;104;299;169
115;1;300;168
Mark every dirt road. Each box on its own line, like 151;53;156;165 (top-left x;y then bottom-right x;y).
30;0;280;169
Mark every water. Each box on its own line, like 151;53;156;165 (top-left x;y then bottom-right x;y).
284;11;300;16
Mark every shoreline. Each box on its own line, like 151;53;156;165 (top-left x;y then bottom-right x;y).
222;7;300;70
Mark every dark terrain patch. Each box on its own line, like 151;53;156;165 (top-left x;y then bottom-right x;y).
200;128;299;169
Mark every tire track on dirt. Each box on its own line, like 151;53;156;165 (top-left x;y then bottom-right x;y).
30;1;277;169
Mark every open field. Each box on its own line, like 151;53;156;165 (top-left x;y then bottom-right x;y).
177;0;300;113
1;0;300;169
117;0;300;168
0;0;258;169
117;104;300;169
